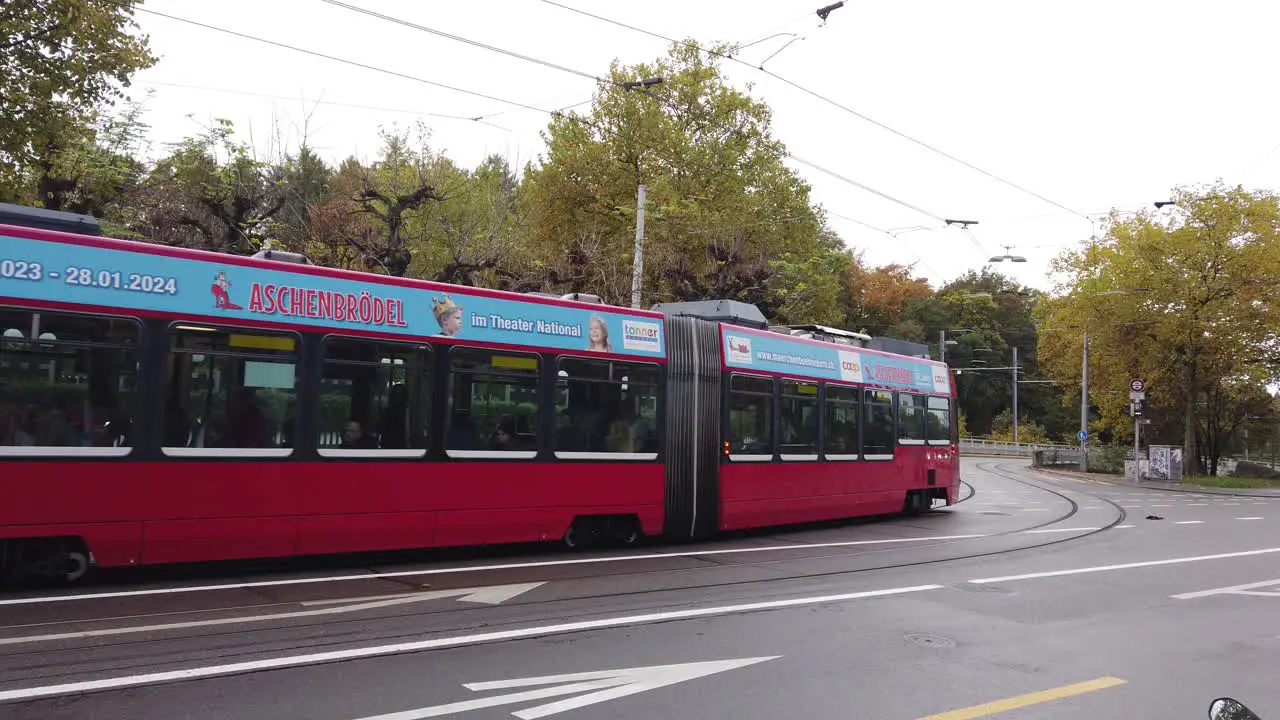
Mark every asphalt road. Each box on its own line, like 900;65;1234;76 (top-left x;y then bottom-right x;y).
1;459;1276;719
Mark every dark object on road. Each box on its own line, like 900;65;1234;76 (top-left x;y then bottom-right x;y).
1209;697;1262;719
1145;514;1164;520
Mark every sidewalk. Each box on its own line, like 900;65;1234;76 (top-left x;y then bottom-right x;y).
1035;466;1280;498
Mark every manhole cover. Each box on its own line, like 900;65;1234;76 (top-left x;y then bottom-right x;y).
977;510;1010;516
905;633;956;649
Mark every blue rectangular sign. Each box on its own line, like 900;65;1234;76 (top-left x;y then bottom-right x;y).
721;327;948;393
0;232;666;359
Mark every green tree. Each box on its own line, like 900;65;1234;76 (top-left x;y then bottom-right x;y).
767;229;853;326
522;41;824;307
411;154;536;290
353;124;457;277
0;0;156;208
1037;183;1280;473
135;119;286;254
270;145;333;253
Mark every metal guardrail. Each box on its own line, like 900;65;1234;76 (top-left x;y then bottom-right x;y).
959;438;1074;457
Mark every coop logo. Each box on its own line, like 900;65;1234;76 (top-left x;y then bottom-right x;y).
837;350;862;382
621;320;662;352
726;335;753;364
933;370;950;392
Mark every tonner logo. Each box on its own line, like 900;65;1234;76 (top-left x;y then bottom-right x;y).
621;320;661;352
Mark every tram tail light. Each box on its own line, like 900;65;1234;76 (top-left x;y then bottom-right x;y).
723;441;730;457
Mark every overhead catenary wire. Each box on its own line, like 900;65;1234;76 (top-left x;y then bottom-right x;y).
311;0;1015;251
535;0;1085;220
132;5;554;115
317;0;603;84
138;80;515;130
788;155;947;222
824;211;945;282
120;1;937;277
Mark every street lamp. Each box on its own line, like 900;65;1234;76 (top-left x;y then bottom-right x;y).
988;245;1027;263
622;75;665;309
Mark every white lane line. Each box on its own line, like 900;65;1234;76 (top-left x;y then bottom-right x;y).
1115;525;1136;529
1023;527;1100;534
1079;506;1102;510
0;583;942;703
1151;504;1173;508
1022;508;1051;512
1174;521;1204;525
1186;503;1209;506
0;534;985;607
969;546;1280;584
1173;579;1280;600
0;584;544;646
1238;517;1264;521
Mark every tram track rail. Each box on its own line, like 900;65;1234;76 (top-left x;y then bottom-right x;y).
0;461;1130;685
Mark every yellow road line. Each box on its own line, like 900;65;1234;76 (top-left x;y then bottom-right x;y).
915;677;1128;720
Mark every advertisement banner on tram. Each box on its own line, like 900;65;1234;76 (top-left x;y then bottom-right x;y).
720;325;947;393
0;231;666;359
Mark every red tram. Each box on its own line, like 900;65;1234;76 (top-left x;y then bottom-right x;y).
0;220;957;581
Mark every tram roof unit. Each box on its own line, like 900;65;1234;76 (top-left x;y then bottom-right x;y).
649;299;768;329
0;203;101;236
770;323;872;347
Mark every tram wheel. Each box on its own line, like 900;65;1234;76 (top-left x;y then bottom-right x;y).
62;549;90;583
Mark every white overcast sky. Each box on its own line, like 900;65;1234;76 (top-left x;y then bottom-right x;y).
125;0;1280;291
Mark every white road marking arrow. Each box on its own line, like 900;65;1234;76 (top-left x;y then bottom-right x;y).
1172;579;1280;599
0;582;545;646
353;656;780;719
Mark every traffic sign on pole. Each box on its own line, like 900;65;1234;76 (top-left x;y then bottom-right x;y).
1078;430;1088;442
1129;378;1146;393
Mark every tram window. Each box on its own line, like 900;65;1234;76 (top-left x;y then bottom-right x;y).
0;309;138;456
555;357;659;459
863;389;895;459
163;325;298;456
898;393;927;444
823;384;860;459
779;380;818;459
926;396;951;445
318;337;429;457
446;348;539;458
727;374;773;459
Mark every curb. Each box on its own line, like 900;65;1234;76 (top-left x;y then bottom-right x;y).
1034;467;1280;498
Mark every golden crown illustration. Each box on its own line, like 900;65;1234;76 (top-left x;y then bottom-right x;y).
432;294;460;317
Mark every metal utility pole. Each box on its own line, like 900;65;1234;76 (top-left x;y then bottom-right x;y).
939;330;947;363
1079;331;1089;471
629;184;647;309
1133;401;1141;481
1011;346;1019;447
